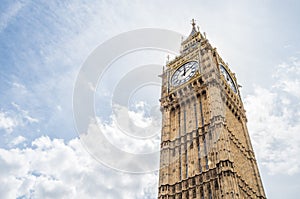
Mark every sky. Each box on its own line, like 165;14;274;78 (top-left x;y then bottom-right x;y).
0;0;300;198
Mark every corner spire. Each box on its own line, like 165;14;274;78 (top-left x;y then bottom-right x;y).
191;18;196;28
189;18;197;37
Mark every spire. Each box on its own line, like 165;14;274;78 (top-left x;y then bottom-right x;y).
191;18;196;27
189;18;197;37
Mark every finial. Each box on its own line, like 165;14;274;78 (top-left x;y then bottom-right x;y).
203;32;206;39
166;55;170;63
191;18;196;28
197;26;200;32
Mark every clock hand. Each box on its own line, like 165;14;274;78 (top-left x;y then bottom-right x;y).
183;66;186;76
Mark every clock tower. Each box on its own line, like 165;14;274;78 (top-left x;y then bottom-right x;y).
158;20;266;199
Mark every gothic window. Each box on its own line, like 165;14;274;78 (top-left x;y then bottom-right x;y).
202;90;207;100
208;184;212;199
199;96;204;126
215;179;219;190
186;163;188;179
185;142;188;179
203;135;209;169
183;108;187;134
194;102;198;129
205;156;209;170
200;187;204;199
178;108;181;136
193;188;196;198
203;135;207;152
179;164;182;180
197;138;202;173
199;158;202;173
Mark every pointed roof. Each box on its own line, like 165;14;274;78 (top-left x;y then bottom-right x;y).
180;19;203;53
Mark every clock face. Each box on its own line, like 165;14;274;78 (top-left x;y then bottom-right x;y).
219;64;237;93
171;61;198;87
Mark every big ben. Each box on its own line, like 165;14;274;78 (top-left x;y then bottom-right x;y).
158;20;266;199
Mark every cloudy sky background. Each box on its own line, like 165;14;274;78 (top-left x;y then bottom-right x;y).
0;0;300;198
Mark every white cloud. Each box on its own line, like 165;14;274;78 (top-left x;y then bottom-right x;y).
12;82;26;90
0;136;158;199
245;56;300;175
0;103;39;134
12;102;39;124
9;135;26;147
100;103;160;154
76;112;160;173
128;101;154;128
0;112;18;134
272;56;300;98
